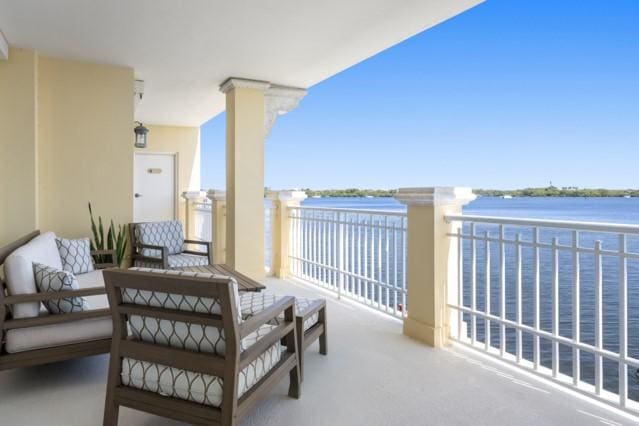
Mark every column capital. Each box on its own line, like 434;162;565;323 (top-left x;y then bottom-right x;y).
206;189;227;202
182;191;207;202
395;187;476;207
219;78;270;94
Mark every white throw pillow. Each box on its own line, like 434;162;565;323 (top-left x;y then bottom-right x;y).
56;237;95;274
33;262;89;314
4;232;63;318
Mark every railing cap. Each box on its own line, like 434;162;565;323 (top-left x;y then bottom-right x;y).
206;189;227;201
395;187;476;207
270;189;307;202
182;191;208;202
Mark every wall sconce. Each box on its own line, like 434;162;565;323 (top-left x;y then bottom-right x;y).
134;122;149;148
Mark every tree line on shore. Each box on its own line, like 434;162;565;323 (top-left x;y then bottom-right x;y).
296;187;638;198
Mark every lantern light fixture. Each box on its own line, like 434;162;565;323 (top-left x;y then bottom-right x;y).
134;122;149;148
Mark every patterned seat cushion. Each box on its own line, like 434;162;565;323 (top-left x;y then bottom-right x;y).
133;253;209;269
119;268;283;407
135;221;184;257
121;328;282;407
55;237;95;274
33;262;89;314
240;293;320;332
124;268;242;356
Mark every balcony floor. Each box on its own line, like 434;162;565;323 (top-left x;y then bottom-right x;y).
0;276;633;425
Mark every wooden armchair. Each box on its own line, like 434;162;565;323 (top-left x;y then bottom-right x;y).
129;221;211;269
102;268;301;426
0;231;117;370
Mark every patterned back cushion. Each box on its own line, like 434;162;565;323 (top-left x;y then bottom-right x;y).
123;268;242;355
33;262;89;314
55;237;95;274
135;221;184;257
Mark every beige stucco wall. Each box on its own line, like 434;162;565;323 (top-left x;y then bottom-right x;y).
0;50;201;250
0;49;39;246
37;56;134;238
138;125;200;225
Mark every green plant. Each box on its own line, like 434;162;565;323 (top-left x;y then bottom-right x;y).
88;202;128;266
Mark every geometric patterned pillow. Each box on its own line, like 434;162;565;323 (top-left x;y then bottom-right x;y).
135;221;184;257
55;237;95;274
33;262;89;314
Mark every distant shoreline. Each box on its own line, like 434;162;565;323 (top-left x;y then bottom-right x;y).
300;187;637;198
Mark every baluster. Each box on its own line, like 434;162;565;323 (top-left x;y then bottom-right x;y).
533;228;540;370
485;230;491;350
457;227;464;340
516;233;522;363
377;219;382;309
357;214;362;300
618;234;628;407
572;230;580;386
551;237;559;377
394;221;399;316
470;222;477;344
385;216;390;311
499;225;506;356
594;240;603;395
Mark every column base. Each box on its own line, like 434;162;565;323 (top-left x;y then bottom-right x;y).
403;317;449;348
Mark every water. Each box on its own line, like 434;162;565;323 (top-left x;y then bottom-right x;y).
299;196;639;401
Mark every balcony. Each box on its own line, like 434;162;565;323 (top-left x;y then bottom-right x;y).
175;190;639;423
0;273;631;425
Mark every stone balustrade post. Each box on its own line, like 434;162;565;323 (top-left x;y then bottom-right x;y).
181;191;207;239
268;190;307;278
395;187;476;347
206;189;227;264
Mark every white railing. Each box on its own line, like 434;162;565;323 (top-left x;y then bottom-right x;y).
192;201;212;241
288;206;407;318
446;214;639;414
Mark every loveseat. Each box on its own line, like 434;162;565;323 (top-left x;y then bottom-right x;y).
0;231;115;369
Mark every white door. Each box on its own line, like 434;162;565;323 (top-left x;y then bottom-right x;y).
133;153;176;222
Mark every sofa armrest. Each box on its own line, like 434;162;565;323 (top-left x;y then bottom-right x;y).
2;286;106;305
240;296;295;339
2;308;111;330
239;296;296;369
183;240;211;258
133;244;169;269
91;249;118;269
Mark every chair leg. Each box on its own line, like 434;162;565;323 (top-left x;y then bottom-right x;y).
103;348;121;426
103;397;119;426
319;305;328;355
288;324;302;398
295;318;305;382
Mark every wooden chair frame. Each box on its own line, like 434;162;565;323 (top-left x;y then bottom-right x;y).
102;269;301;426
129;222;211;269
0;230;117;370
295;299;327;380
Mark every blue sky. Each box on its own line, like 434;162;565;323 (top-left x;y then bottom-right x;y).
201;0;638;190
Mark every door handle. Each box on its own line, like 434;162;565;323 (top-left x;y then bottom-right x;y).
134;193;142;198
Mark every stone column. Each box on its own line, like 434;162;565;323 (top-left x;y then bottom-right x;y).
219;78;306;279
395;187;476;347
206;189;227;265
181;191;207;239
220;79;269;278
268;190;307;278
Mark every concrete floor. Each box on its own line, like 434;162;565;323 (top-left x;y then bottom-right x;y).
0;277;635;425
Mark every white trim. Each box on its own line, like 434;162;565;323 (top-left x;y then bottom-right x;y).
395;187;476;207
445;214;639;235
0;30;8;60
206;189;226;202
219;77;270;94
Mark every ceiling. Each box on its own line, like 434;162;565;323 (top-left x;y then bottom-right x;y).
0;0;482;127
